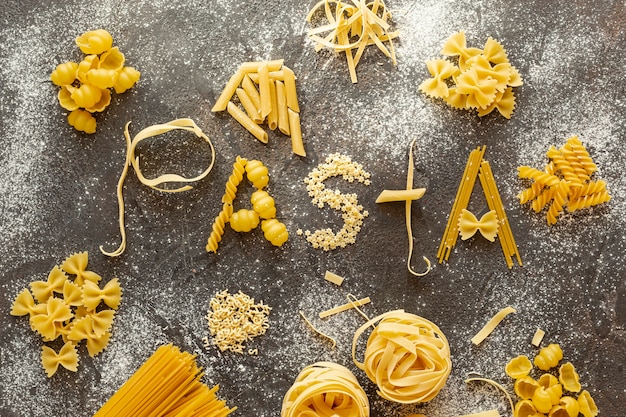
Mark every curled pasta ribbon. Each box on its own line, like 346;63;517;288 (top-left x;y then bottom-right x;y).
458;209;499;242
82;278;122;310
41;341;79;377
282;362;369;417
30;265;68;303
352;310;451;404
100;119;216;257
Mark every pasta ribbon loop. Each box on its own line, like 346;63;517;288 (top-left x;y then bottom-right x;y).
41;341;79;377
352;310;451;403
282;362;369;417
458;209;499;242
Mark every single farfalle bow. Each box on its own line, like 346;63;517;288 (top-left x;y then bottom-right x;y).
82;278;122;310
458;209;499;242
41;341;79;377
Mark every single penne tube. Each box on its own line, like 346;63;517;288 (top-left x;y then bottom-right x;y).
282;66;300;112
227;101;268;143
319;297;371;319
211;70;245;112
267;79;278;131
258;63;272;119
375;188;426;203
238;59;284;73
247;69;295;83
287;108;305;157
235;87;263;124
241;74;261;113
275;80;290;135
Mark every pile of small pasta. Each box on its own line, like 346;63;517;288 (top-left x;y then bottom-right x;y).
50;29;140;134
212;60;305;156
505;344;598;417
419;31;523;118
206;156;289;252
10;252;122;377
518;135;611;225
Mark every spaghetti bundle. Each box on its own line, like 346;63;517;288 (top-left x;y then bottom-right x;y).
94;344;236;417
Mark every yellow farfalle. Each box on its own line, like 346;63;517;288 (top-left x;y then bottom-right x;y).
41;341;79;377
86;331;112;357
61;252;102;287
455;67;498;109
30;266;67;303
67;315;95;342
88;310;115;338
62;280;83;306
458;209;499;242
30;298;73;340
10;288;47;317
82;278;122;310
418;59;458;98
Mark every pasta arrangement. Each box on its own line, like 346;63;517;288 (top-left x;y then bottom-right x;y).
205;289;271;354
505;344;598;417
518;135;611;225
206;156;288;253
352;310;452;404
212;60;305;156
51;29;140;133
281;362;370;417
94;344;236;417
419;31;522;118
375;139;431;276
306;0;398;83
101;118;216;257
10;252;121;377
438;146;522;268
302;153;370;251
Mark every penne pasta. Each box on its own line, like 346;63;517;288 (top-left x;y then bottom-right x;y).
275;80;290;135
227;101;268;143
287;108;305;156
236;87;262;124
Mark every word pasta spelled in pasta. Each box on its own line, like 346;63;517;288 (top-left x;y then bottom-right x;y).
419;31;522;118
94;344;236;416
518;135;611;225
303;153;370;251
212;60;305;156
51;29;140;133
205;290;271;354
306;0;398;83
10;252;122;377
282;362;370;417
505;343;598;417
352;310;452;403
206;156;288;252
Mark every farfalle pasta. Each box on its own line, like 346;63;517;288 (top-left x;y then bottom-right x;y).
281;362;369;417
518;135;611;225
458;209;499;242
51;29;140;133
9;252;122;377
419;31;523;118
352;310;451;403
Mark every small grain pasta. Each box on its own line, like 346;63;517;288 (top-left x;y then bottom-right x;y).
230;209;260;232
281;362;369;417
534;343;563;371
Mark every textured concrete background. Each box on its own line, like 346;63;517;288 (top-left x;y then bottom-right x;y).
1;0;625;416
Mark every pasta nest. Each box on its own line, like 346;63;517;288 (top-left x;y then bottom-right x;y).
281;362;369;417
352;310;451;403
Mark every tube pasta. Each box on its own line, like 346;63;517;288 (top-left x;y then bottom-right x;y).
287;108;305;156
375;188;426;203
282;362;369;417
236;87;262;124
275;80;290;135
352;310;451;403
101;119;215;257
471;306;516;345
227;101;268;143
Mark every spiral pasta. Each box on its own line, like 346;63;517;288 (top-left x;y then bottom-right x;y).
206;202;234;253
518;136;610;224
281;362;369;417
352;310;451;404
223;156;248;203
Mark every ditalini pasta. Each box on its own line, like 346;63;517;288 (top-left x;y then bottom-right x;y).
10;252;121;376
352;310;451;403
52;29;140;133
94;344;236;417
376;139;431;276
518;135;611;225
419;31;522;118
100;118;216;257
531;328;545;347
306;0;398;83
324;270;344;286
282;362;369;417
470;306;516;345
212;60;305;156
